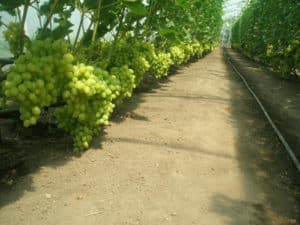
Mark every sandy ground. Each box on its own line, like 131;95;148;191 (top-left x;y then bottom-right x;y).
0;48;299;225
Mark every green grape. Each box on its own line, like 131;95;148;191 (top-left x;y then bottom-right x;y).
169;46;185;66
130;54;150;85
3;39;74;127
32;106;41;116
137;42;157;64
4;22;22;56
55;64;116;151
151;52;173;78
77;38;157;87
180;42;194;63
191;42;204;58
108;39;150;86
34;38;216;151
110;66;136;104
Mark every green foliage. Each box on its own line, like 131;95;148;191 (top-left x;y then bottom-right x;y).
0;0;24;15
107;39;150;85
232;0;300;77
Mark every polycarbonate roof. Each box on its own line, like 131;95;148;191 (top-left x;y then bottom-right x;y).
223;0;249;21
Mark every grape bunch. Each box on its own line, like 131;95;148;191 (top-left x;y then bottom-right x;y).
95;67;121;100
55;64;116;151
180;42;194;63
203;43;212;53
3;39;73;127
108;39;150;86
77;41;110;69
151;52;173;78
110;66;136;104
169;46;185;66
191;42;204;58
136;42;157;64
3;22;23;56
130;54;150;85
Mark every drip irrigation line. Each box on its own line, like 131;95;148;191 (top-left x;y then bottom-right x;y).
224;49;300;173
0;58;14;65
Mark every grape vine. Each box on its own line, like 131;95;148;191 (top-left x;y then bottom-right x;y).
231;0;300;77
0;0;224;151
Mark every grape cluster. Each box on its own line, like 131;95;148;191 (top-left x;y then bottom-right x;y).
151;52;173;78
3;39;73;127
108;39;150;85
136;42;157;64
192;42;204;58
77;41;110;69
2;37;211;150
169;46;185;66
3;22;23;56
180;42;194;63
130;54;150;85
110;66;135;104
55;64;116;151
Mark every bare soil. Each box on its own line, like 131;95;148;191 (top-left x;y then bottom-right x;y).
0;48;299;225
225;48;300;159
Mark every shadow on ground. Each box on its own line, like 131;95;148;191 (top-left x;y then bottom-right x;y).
225;48;300;160
0;133;73;208
208;50;300;224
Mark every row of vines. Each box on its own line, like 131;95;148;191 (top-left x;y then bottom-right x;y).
0;0;223;151
231;0;300;77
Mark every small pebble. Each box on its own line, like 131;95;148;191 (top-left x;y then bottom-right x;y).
45;193;52;199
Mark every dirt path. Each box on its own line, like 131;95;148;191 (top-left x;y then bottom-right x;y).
0;48;299;225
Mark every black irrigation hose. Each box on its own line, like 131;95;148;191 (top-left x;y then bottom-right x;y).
0;102;66;119
0;58;14;81
0;58;14;65
0;107;20;118
224;49;300;173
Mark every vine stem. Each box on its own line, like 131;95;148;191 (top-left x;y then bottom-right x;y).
42;0;59;30
91;0;103;43
31;1;43;28
108;8;126;66
82;17;86;33
144;0;157;41
16;8;22;23
74;10;85;49
102;1;120;10
1;22;8;28
19;0;30;56
74;20;93;52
